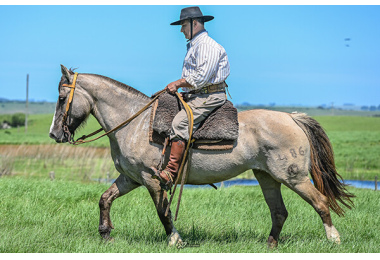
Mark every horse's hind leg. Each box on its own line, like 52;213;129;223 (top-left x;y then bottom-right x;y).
284;176;340;244
99;174;140;241
254;170;288;248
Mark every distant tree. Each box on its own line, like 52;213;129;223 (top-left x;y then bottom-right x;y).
11;113;25;127
361;106;369;111
369;106;377;111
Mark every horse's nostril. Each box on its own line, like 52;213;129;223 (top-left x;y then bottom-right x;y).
49;132;56;140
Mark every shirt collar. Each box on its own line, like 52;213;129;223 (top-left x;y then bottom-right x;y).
187;29;207;50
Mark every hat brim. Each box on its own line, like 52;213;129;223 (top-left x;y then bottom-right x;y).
170;15;214;25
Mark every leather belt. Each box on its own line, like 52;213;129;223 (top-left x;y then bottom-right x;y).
187;82;227;95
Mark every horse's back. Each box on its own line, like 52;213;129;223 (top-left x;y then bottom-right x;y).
238;109;309;147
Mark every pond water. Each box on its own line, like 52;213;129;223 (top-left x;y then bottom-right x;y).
103;178;378;190
186;179;378;190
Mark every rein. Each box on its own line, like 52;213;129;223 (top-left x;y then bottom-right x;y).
61;73;166;145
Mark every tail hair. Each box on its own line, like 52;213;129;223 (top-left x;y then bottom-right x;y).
290;113;355;216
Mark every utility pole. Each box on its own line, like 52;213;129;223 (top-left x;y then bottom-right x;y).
25;74;29;133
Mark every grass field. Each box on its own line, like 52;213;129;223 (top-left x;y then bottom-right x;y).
1;113;379;181
314;116;380;180
0;101;56;115
0;177;379;253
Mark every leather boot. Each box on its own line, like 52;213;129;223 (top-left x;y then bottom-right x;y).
150;139;186;190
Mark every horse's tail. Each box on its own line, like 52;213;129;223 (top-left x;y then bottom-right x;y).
290;112;355;216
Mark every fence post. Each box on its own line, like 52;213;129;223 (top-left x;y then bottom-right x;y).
25;74;29;133
375;176;378;191
49;171;55;181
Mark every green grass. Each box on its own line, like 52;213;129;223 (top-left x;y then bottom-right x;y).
314;116;380;180
0;177;379;253
0;101;56;115
0;144;118;183
314;116;380;132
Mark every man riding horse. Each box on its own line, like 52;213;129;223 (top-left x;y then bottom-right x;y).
150;6;230;190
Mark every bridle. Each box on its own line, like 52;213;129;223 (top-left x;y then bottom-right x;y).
60;72;166;145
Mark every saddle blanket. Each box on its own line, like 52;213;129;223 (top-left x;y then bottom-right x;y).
149;92;239;150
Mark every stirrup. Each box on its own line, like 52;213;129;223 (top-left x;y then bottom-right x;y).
149;167;174;191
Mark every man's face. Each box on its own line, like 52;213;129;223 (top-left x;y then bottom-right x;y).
180;20;191;40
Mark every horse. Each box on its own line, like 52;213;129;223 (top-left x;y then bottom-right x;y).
49;65;354;248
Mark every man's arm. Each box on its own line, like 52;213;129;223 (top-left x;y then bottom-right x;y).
165;78;193;93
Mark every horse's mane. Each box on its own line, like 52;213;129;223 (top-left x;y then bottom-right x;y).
68;68;150;100
90;74;150;100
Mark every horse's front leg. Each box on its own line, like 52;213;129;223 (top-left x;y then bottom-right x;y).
99;174;140;241
142;171;183;247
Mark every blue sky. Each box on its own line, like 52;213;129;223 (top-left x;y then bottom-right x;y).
0;3;379;106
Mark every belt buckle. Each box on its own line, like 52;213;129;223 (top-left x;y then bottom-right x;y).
200;87;208;94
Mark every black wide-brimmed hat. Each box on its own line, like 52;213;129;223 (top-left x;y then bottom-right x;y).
170;6;214;25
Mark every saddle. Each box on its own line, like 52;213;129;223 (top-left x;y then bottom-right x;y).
149;92;239;150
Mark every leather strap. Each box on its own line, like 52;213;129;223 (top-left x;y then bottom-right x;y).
62;72;79;124
165;92;195;220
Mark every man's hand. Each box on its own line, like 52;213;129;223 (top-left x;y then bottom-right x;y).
165;79;192;93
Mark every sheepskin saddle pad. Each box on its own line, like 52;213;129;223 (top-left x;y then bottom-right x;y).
149;92;239;150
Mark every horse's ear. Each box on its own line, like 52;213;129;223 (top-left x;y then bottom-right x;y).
60;65;71;81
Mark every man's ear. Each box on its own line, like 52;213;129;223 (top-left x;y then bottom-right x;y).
60;65;71;81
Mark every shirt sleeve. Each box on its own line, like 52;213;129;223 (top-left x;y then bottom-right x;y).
184;43;220;90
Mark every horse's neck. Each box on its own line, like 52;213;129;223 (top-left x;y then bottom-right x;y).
83;74;152;132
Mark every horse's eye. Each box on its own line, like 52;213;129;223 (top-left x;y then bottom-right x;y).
59;96;66;101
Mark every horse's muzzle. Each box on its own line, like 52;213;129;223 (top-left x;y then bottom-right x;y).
49;131;68;143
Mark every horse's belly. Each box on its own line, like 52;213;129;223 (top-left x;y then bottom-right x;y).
185;149;257;185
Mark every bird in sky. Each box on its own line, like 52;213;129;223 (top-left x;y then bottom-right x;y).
344;38;351;47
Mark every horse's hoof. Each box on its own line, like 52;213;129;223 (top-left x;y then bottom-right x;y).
329;235;341;245
167;228;183;247
325;224;341;245
267;236;278;249
99;225;113;240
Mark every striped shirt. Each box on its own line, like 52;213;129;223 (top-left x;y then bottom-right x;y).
181;30;230;92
